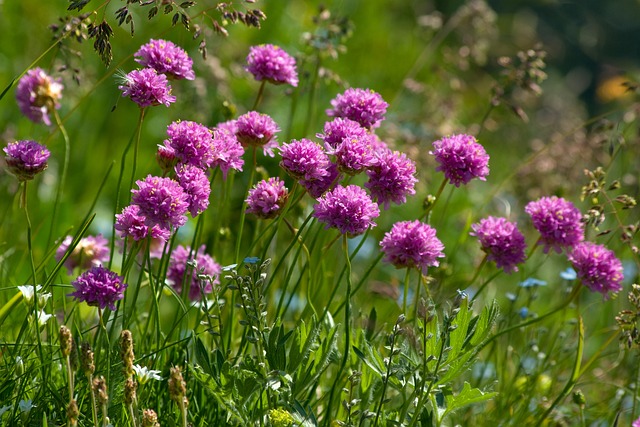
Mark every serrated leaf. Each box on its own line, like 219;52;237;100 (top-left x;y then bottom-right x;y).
442;382;497;419
469;299;499;347
353;344;384;378
194;336;215;377
448;297;470;361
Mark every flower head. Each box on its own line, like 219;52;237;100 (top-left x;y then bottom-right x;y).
365;149;417;209
115;204;171;242
430;134;489;187
300;162;342;199
313;185;380;236
525;196;584;254
118;68;176;108
56;234;110;275
163;120;214;170
380;220;445;274
279;138;330;181
133;364;163;384
568;242;623;298
167;245;221;301
211;127;244;179
3;140;50;181
175;164;211;217
328;134;377;175
245;44;298;87
326;88;388;129
317;118;368;149
135;39;195;80
633;417;640;427
246;177;289;219
156;145;178;173
131;175;189;232
69;266;127;310
235;111;280;157
470;216;526;273
16;67;63;125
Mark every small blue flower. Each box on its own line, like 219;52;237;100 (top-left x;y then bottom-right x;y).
519;277;547;288
244;256;261;264
519;307;529;319
505;292;517;302
559;267;577;281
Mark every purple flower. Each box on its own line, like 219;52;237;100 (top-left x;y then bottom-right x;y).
118;68;176;108
279;138;330;181
525;196;584;254
211;127;244;179
246;177;289;219
632;417;640;427
56;234;110;275
69;266;127;310
15;67;63;126
163;120;214;170
156;145;178;173
175;163;211;217
3;140;50;181
470;216;526;273
313;184;380;236
131;175;189;231
568;241;623;298
365;149;417;209
328;134;377;175
135;39;195;80
235;111;280;157
245;44;298;87
300;162;342;199
380;220;445;273
317;118;368;149
430;134;489;187
115;204;171;242
326;88;388;129
167;245;221;300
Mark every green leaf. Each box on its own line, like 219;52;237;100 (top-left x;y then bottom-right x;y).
469;299;500;347
194;336;215;378
442;382;497;419
448;297;471;361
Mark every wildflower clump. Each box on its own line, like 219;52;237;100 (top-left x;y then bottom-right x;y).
568;241;623;298
313;184;380;236
525;196;584;253
326;88;388;129
135;38;195;80
246;177;289;219
16;67;63;125
430;133;490;187
365;149;417;209
245;44;298;87
380;220;445;273
235;111;281;156
69;266;127;310
279;138;330;181
118;68;176;108
3;140;50;181
471;216;527;273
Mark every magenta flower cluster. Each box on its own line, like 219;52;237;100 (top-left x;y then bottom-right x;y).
246;177;289;219
115;204;171;242
279;139;330;181
326;88;388;129
175;164;211;217
3;140;50;181
329;134;377;176
69;266;127;310
245;44;298;87
162;120;214;170
211;127;244;179
431;134;489;187
235;111;281;157
131;175;190;231
470;216;527;273
365;149;418;209
167;245;221;301
135;39;195;80
380;220;445;274
16;67;63;126
525;196;584;254
301;162;341;199
313;185;380;236
568;242;623;298
119;68;176;108
56;234;110;275
317;118;368;148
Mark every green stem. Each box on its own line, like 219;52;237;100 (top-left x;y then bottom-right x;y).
252;80;266;111
402;268;411;314
128;108;146;194
423;177;448;222
49;109;71;248
302;54;321;137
